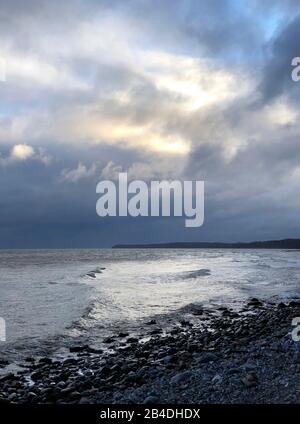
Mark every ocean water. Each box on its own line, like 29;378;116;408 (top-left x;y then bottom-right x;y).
0;248;299;362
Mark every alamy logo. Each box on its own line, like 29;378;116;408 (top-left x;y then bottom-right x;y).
291;57;300;82
96;173;204;227
0;318;6;342
292;317;300;342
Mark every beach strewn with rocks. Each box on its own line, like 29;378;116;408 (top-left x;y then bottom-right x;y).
0;298;300;404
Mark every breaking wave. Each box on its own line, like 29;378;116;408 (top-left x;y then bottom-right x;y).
177;268;211;279
84;267;106;279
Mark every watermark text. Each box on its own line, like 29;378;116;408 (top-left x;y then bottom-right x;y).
292;317;300;342
96;173;204;228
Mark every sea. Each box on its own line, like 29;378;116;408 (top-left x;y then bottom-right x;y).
0;248;299;364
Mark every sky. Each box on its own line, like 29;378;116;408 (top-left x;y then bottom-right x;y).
0;0;300;248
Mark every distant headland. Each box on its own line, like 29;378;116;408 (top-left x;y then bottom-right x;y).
112;238;300;249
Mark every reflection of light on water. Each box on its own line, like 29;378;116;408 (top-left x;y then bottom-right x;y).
1;248;300;361
82;249;300;331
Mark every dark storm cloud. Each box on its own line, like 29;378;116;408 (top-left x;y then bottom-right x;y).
259;14;300;102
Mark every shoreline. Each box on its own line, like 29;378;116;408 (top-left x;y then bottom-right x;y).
0;298;300;404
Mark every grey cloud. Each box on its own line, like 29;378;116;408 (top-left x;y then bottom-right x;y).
259;14;300;102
